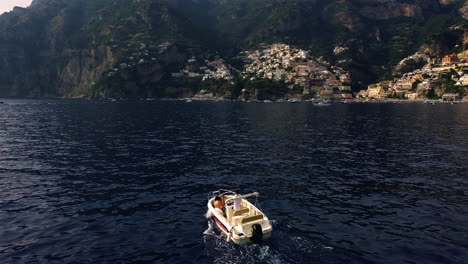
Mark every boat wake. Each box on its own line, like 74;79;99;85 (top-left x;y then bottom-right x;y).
203;219;217;237
203;218;334;264
205;209;212;219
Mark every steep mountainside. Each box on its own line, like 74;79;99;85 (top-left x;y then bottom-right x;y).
0;0;466;98
0;0;203;97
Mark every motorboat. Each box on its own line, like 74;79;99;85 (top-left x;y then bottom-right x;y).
313;101;331;106
207;190;272;245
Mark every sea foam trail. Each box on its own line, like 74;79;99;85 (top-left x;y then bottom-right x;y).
203;213;278;263
205;209;212;219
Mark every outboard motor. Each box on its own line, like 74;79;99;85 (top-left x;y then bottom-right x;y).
250;224;263;244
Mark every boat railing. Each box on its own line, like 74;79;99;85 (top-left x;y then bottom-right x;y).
225;192;259;203
207;189;237;201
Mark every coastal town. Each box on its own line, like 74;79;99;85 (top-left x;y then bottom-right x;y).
169;42;467;102
172;43;354;101
171;57;236;82
359;52;468;102
241;44;352;100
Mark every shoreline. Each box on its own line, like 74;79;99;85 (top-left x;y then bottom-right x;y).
1;97;467;104
177;97;468;104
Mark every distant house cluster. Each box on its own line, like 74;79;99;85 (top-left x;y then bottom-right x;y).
106;41;172;77
360;52;468;100
241;43;352;98
171;57;235;81
169;43;353;99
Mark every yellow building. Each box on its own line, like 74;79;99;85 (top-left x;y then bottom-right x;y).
379;81;393;89
405;93;419;100
357;90;368;98
367;85;387;99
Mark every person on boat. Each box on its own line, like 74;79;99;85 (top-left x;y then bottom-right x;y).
213;195;226;216
214;195;226;209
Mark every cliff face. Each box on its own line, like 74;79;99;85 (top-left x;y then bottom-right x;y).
59;45;115;97
0;0;465;97
357;0;439;20
0;0;98;97
0;0;196;98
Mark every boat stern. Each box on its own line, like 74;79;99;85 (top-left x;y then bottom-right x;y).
230;219;273;245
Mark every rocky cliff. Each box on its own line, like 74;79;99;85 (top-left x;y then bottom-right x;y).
0;0;197;97
0;0;466;98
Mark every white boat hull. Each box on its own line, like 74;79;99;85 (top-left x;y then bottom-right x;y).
207;194;272;245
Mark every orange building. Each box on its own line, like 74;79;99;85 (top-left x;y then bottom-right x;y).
442;54;458;65
333;94;353;99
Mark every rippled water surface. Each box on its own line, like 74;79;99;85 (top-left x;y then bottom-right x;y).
0;99;467;264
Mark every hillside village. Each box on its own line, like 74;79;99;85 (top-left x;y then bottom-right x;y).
105;41;175;77
171;43;353;100
95;36;468;102
360;52;468;101
242;44;352;99
169;43;467;102
171;57;235;82
101;39;468;102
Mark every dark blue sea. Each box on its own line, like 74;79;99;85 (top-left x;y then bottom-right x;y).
0;99;467;264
